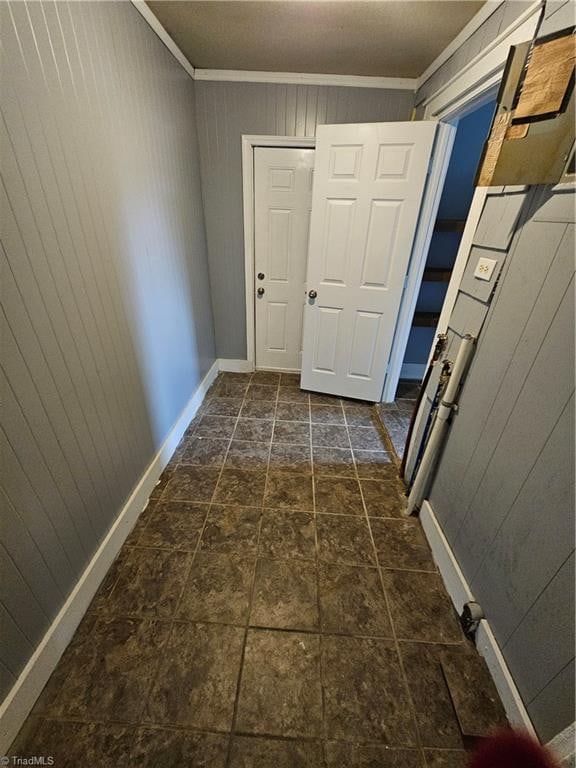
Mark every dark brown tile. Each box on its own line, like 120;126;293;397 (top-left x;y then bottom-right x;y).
361;479;406;518
371;518;436;571
241;400;276;420
310;404;345;425
163;466;219;503
37;617;170;723
311;423;350;449
280;372;301;385
132;727;229;767
150;466;175;499
246;383;278;401
194;414;237;439
179;438;230;467
344;406;379;428
234;418;274;443
273;421;310;444
322;635;417;744
275;402;310;422
251;558;319;631
206;397;243;417
384;571;463;643
259;510;316;560
125;499;159;545
10;718;134;768
135;501;208;550
278;386;310;404
236;629;323;737
354;450;395;480
145;621;244;730
400;642;466;749
309;392;341;405
312;446;355;477
222;371;253;383
264;471;314;511
252;370;281;385
315;476;364;516
200;505;261;554
269;443;312;474
316;514;376;566
214;468;266;506
230;735;323;768
424;750;469;768
325;742;423;768
441;644;508;737
214;381;249;399
225;440;270;471
177;553;254;624
348;426;387;451
91;548;190;618
319;563;392;637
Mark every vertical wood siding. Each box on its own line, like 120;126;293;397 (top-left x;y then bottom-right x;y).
194;81;415;358
417;1;574;742
0;0;215;698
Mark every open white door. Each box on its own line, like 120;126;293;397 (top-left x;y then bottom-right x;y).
301;121;437;401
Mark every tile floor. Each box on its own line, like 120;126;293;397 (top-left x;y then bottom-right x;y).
378;379;420;460
10;372;506;767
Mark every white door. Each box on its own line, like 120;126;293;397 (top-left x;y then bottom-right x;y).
301;122;437;401
254;147;315;371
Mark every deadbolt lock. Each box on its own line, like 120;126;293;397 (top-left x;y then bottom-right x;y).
257;272;265;280
308;289;317;299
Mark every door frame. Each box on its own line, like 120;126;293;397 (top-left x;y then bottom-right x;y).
242;135;316;370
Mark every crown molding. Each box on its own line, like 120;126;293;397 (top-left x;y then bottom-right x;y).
417;0;505;90
195;69;417;90
130;1;195;80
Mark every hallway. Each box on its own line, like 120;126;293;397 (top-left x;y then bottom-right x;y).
11;372;507;766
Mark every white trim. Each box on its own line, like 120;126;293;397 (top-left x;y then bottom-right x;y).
420;500;537;736
417;0;505;90
547;722;576;765
429;187;489;365
242;135;316;370
382;122;456;403
195;69;416;91
218;358;254;373
130;1;196;80
0;360;219;753
422;1;543;119
400;363;426;381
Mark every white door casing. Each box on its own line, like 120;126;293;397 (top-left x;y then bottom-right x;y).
254;147;315;370
301;121;437;401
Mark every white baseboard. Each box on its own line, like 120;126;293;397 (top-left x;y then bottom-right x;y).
0;359;219;752
420;500;537;737
400;362;426;380
218;358;254;373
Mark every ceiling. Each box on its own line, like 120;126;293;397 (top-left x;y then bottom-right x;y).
146;1;485;79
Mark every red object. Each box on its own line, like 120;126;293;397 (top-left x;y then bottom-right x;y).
470;730;560;768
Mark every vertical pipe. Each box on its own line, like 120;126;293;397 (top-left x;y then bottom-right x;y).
405;334;475;516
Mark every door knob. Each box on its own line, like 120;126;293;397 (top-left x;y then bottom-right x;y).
257;287;265;296
257;272;265;280
308;289;317;299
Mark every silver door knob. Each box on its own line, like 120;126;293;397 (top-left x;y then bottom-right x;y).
257;287;265;296
308;290;317;299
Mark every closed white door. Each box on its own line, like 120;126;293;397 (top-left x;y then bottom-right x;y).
301;122;437;401
254;147;315;371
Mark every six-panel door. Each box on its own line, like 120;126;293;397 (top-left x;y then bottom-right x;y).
301;122;437;401
254;147;315;371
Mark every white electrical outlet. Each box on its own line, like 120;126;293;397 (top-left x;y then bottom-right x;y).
474;256;498;281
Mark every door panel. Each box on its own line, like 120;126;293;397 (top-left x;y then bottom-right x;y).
301;122;437;401
254;147;315;371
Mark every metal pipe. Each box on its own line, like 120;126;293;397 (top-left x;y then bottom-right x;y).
405;334;475;516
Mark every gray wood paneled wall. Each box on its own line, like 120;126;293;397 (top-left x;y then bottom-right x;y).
416;0;575;742
0;0;215;699
194;81;415;359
